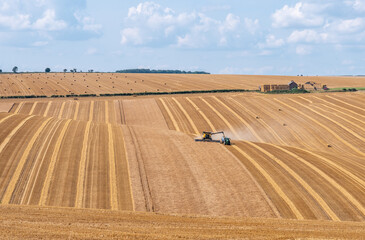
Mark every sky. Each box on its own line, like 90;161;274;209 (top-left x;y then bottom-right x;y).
0;0;365;75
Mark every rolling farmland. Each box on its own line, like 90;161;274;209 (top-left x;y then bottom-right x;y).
1;72;365;97
0;73;364;238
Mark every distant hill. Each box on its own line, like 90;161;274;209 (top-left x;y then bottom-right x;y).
116;69;210;74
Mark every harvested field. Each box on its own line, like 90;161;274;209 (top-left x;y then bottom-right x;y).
0;73;365;97
1;205;364;239
0;113;133;210
122;125;275;217
1;74;365;238
0;102;13;112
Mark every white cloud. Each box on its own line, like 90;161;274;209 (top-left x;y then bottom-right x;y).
0;0;102;44
259;34;285;48
220;13;240;32
296;45;312;55
345;0;365;11
121;2;243;48
33;9;67;31
0;9;66;31
121;27;143;45
288;29;328;43
0;13;31;30
272;2;325;28
74;13;102;33
128;2;160;18
244;18;259;34
32;41;48;47
335;18;365;33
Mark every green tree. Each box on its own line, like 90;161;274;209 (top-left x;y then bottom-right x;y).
45;67;51;73
12;66;18;73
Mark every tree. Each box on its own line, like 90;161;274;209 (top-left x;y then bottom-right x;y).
0;69;2;73
45;67;51;73
63;69;67;73
88;69;94;73
12;66;18;73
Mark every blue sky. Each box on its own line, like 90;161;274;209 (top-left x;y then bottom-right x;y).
0;0;365;75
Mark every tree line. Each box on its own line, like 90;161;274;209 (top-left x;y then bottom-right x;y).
116;69;210;74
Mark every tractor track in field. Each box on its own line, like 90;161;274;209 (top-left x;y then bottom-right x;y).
1;117;52;205
275;98;365;157
75;121;92;208
39;119;72;206
125;126;154;212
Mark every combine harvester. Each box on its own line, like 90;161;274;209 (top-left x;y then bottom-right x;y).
195;131;231;145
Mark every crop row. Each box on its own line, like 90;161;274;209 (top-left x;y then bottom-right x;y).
0;113;133;210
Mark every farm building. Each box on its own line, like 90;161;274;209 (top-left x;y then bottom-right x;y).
301;81;323;91
260;80;298;92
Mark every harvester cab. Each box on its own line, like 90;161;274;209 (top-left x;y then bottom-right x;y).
195;131;231;145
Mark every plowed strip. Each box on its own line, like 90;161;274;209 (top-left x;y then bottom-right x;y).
298;148;365;190
198;99;301;219
89;101;94;122
292;99;365;142
108;124;118;210
229;97;285;145
313;96;365;119
213;96;263;142
315;101;365;126
159;98;180;131
39;119;72;206
186;97;216;131
0;115;34;155
200;97;239;138
312;105;365;133
73;101;80;120
275;98;365;156
120;127;135;211
270;144;365;217
14;102;24;114
1;118;52;204
171;98;199;135
232;145;303;219
28;102;37;115
105;101;109;124
247;142;340;221
291;99;365;154
75;121;92;208
0;114;15;125
57;102;65;119
43;102;51;117
22;119;63;205
327;95;365;112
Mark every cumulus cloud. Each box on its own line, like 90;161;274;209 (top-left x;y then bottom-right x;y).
33;9;67;31
345;0;365;12
335;17;365;33
296;45;312;55
0;0;101;45
272;2;326;28
288;29;328;43
121;2;247;48
244;18;259;34
259;34;285;48
74;12;102;33
121;28;143;45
